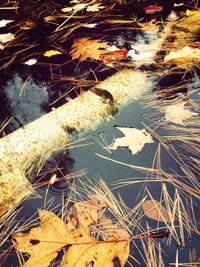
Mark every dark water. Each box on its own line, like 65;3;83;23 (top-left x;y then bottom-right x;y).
0;1;200;266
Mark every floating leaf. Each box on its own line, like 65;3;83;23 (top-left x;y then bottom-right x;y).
70;38;110;61
137;19;159;33
165;101;198;125
108;127;153;155
83;23;98;28
0;33;15;44
143;200;171;222
43;50;62;57
100;47;128;64
13;201;130;267
44;15;58;22
164;46;200;67
19;20;36;30
86;4;105;12
61;7;73;12
50;174;57;185
185;9;200;17
143;5;163;14
61;3;87;12
0;19;14;28
24;58;37;66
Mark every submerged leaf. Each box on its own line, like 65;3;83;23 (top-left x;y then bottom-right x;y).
143;200;171;222
108;127;153;155
13;201;130;267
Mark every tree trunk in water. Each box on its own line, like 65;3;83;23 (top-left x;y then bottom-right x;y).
0;69;155;219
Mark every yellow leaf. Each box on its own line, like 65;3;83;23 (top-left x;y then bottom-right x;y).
44;15;58;22
13;200;130;267
164;46;200;68
186;9;200;17
143;200;171;222
137;19;159;33
69;38;110;61
43;50;62;57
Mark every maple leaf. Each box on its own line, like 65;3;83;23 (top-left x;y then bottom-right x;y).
143;200;171;223
13;200;130;267
69;38;110;62
137;19;159;33
108;127;153;155
165;101;198;125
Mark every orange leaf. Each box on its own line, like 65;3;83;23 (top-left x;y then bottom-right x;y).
13;200;130;267
69;38;110;62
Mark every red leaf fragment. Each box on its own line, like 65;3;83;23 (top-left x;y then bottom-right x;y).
100;47;128;64
144;5;163;14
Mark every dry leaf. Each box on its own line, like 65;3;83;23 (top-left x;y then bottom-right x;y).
24;58;37;66
43;50;62;57
86;4;105;12
13;201;130;267
61;7;73;12
143;200;171;222
44;15;58;22
70;38;110;61
165;101;198;125
50;174;57;185
0;19;14;28
108;127;153;155
100;47;128;64
137;19;159;33
0;33;15;44
186;9;200;17
62;3;87;12
19;20;36;30
83;23;98;28
164;46;200;67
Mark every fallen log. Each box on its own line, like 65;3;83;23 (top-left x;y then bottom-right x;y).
0;69;155;219
0;15;178;219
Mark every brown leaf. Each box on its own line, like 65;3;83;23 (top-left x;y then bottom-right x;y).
13;201;130;267
69;38;110;62
143;200;171;222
